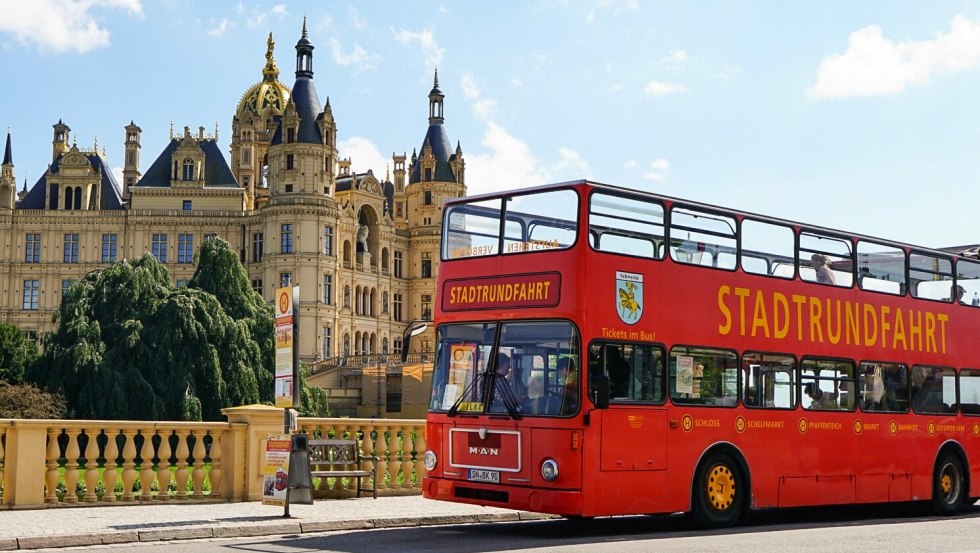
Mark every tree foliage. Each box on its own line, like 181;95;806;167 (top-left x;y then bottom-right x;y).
31;239;275;421
0;382;66;419
0;322;38;384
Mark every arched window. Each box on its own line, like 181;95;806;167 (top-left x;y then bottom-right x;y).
64;187;73;210
182;158;195;181
73;186;82;210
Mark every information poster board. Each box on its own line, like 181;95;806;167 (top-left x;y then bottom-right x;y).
261;434;292;506
275;287;297;408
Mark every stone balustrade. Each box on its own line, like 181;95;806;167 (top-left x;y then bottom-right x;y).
0;405;425;508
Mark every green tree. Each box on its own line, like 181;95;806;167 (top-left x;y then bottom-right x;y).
0;322;38;384
31;241;275;421
298;364;330;417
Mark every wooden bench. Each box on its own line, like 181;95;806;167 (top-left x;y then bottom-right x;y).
307;439;379;499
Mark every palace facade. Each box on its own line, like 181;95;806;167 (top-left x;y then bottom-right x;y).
0;22;465;416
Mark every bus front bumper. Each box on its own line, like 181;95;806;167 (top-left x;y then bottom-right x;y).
422;476;583;516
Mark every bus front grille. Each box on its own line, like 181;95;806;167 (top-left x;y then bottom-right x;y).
455;486;509;503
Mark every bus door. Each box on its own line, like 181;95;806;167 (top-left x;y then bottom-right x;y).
590;342;668;472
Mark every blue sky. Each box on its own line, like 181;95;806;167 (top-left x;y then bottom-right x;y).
1;1;979;249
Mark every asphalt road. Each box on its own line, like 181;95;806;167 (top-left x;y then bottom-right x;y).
32;503;980;553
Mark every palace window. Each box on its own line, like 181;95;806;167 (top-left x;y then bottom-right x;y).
321;326;331;359
393;293;403;322
182;158;195;181
22;280;39;310
421;294;432;321
421;252;432;278
102;233;117;262
178;234;194;263
279;273;292;288
323;225;333;256
25;233;40;263
322;274;333;304
252;278;263;295
252;232;263;262
394;251;403;278
63;233;79;263
281;224;293;254
424;191;432;205
152;234;168;263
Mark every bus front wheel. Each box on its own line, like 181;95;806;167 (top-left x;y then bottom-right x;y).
932;452;966;516
691;453;745;528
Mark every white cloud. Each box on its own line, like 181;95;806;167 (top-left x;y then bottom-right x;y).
715;66;743;80
348;5;368;30
112;166;124;188
643;158;670;181
330;38;380;71
245;3;288;28
624;160;637;168
461;73;496;120
0;0;142;54
208;19;231;37
392;28;444;68
657;49;688;67
338;137;389;180
643;80;688;97
809;15;980;99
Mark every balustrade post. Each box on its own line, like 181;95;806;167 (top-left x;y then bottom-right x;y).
63;429;80;503
102;430;119;502
156;430;172;500
174;429;191;499
0;430;5;501
138;429;156;501
208;431;222;498
413;429;426;490
191;430;207;498
374;423;389;493
400;426;415;491
120;429;138;501
44;428;60;504
82;429;100;502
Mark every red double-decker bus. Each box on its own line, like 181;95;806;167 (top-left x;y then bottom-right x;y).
419;180;980;527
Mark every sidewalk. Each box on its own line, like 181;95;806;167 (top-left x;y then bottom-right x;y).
0;496;553;551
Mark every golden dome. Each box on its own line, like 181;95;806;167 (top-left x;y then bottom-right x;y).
235;32;291;119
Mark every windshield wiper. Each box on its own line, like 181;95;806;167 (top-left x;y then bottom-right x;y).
447;367;522;420
447;369;488;417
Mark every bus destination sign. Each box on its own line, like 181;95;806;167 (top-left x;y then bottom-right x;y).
442;272;561;311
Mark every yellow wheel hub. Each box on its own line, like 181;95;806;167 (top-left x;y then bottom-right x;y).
706;464;736;511
941;472;952;496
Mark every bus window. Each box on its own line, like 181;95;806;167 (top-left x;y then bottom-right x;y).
487;320;579;416
669;346;738;406
799;231;853;287
801;357;855;411
430;322;495;412
959;369;980;415
588;342;665;403
502;190;578;254
856;241;906;296
741;352;795;409
589;192;665;259
669;207;737;270
909;252;953;302
910;365;956;414
443;199;502;259
858;362;908;413
740;219;795;279
956;258;980;307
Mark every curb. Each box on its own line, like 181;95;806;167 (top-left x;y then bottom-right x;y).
9;511;558;550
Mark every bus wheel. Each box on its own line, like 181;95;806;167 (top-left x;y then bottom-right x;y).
692;453;745;528
932;452;965;516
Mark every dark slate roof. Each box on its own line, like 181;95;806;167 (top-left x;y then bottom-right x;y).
2;131;11;165
136;138;239;188
16;152;124;210
335;174;353;192
271;79;323;146
408;125;457;184
383;180;394;217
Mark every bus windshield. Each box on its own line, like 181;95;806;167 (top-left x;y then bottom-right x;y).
430;320;580;417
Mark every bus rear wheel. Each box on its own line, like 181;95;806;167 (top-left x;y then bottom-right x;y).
692;453;745;528
932;452;966;516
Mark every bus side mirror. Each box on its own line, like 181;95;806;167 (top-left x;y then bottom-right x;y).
401;323;428;362
592;373;610;409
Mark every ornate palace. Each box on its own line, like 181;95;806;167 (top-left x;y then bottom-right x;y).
0;21;465;416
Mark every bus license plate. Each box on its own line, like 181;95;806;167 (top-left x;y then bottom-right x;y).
468;469;500;483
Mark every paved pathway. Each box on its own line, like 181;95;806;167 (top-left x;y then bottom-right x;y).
0;496;551;550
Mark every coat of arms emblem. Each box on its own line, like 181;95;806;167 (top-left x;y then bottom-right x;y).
616;271;643;324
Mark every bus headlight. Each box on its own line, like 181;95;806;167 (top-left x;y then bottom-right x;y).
423;450;438;471
541;459;559;482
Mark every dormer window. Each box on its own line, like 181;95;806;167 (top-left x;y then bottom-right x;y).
287;128;295;143
182;158;195;181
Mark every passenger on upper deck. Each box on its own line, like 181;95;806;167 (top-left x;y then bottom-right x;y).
811;254;836;285
804;383;837;409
